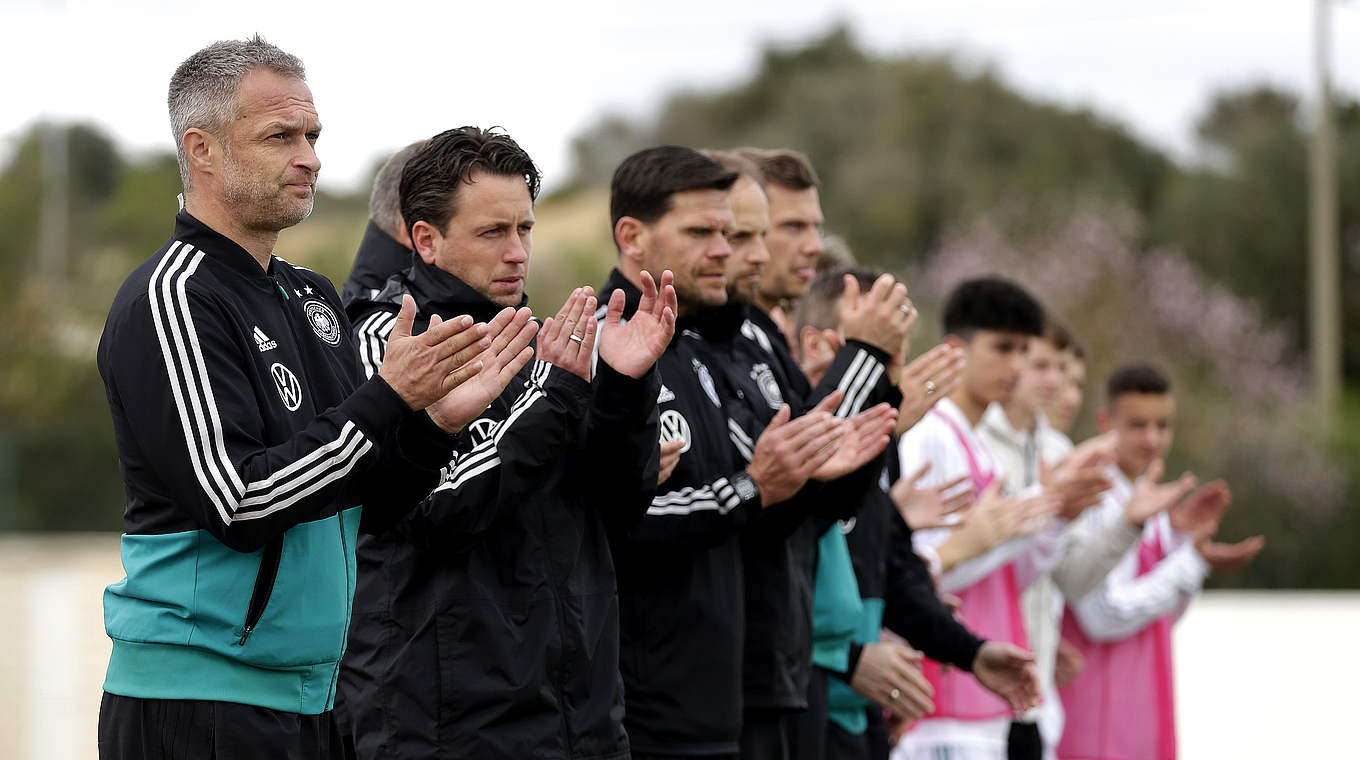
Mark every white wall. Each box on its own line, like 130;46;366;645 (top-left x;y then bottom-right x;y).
0;535;1352;758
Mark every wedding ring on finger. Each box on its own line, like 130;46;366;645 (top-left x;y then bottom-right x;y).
889;687;901;701
924;380;937;396
899;303;913;315
569;334;584;344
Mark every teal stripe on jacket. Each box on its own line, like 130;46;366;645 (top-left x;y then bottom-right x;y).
811;524;863;672
827;596;886;735
102;507;362;715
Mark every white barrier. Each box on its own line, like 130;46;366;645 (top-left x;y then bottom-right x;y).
0;535;1351;758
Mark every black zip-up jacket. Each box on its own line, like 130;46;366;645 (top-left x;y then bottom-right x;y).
600;270;765;756
339;221;413;306
338;259;660;760
715;305;900;713
840;448;984;674
97;210;454;713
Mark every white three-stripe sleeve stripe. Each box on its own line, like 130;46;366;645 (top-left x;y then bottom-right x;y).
433;381;547;493
355;311;397;380
834;349;884;417
148;241;374;525
728;420;755;462
646;477;742;516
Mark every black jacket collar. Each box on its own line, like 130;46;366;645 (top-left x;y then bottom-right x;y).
742;302;793;353
599;268;745;345
403;255;528;324
174;209;275;281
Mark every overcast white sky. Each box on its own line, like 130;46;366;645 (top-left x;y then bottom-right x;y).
5;0;1360;193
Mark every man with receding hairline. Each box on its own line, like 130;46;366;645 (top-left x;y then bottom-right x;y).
95;37;524;759
340;139;425;305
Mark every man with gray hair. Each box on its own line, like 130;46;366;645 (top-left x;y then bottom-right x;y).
339;140;426;305
95;36;536;759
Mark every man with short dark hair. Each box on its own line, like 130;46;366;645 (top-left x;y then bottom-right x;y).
980;328;1194;760
1057;363;1262;760
338;126;675;759
737;148;824;315
794;269;1050;760
600;145;851;760
96;38;521;759
701;150;909;760
896;276;1107;760
339;140;426;305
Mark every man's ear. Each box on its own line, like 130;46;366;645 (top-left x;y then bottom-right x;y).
1096;408;1112;433
796;325;822;362
410;220;441;265
182;128;219;183
614;217;647;264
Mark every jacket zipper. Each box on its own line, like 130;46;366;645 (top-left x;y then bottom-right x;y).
238;536;285;645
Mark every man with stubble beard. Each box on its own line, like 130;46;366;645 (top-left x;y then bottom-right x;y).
600;146;860;760
698;149;908;760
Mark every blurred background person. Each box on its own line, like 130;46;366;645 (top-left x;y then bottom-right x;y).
339;139;425;305
1059;363;1264;760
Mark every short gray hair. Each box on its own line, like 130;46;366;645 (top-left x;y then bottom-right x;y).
369;140;428;238
168;35;306;188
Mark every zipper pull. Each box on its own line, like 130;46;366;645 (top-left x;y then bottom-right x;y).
237;624;255;646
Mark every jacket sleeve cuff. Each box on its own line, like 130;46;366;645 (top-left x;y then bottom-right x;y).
343;375;417;448
539;360;593;411
395;410;461;470
957;636;986;672
845;642;865;676
594;358;662;415
845;339;892;366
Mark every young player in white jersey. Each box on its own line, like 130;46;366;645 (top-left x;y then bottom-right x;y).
1058;363;1263;760
894;278;1109;760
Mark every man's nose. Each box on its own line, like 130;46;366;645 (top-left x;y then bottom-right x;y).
296;140;321;176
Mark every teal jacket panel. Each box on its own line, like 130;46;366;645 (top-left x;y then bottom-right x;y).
102;507;361;714
810;525;863;672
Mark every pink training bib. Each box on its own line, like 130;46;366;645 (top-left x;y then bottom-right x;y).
917;409;1031;721
1057;532;1177;760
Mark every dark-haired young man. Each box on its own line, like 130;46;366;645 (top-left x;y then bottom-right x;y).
338;127;675;759
699;150;906;760
1057;363;1262;760
979;325;1196;760
600;145;853;760
791;269;1043;760
339;139;425;305
895;277;1116;760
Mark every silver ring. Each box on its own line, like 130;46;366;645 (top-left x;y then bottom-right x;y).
569;334;583;344
899;303;913;315
889;687;901;701
924;380;937;395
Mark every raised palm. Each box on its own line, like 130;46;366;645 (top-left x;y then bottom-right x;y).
598;270;677;379
426;306;537;433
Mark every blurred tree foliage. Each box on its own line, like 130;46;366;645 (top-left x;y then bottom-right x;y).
0;27;1354;586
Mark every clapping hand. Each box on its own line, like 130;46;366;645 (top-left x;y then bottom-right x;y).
746;394;844;507
598;270;677;379
895;344;966;435
1041;433;1115;520
539;287;598;382
811;402;897;481
380;294;489;411
1123;459;1197;527
840;273;914;357
426;306;538;433
890;462;974;530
